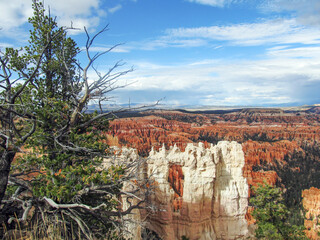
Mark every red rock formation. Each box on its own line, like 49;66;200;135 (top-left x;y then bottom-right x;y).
302;187;320;239
108;116;194;155
108;114;311;188
106;109;320;237
140;142;249;240
168;165;184;211
245;206;255;225
108;111;320;156
242;140;303;190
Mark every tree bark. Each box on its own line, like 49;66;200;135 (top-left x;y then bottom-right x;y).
0;150;15;205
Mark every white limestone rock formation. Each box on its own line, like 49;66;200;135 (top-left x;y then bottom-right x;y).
145;141;249;240
105;141;250;240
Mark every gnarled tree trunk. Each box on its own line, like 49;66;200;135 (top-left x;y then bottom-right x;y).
0;150;15;205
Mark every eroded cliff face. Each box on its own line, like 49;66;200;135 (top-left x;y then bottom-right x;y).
108;110;320;157
106;109;320;238
107;110;320;191
143;141;249;240
302;187;320;240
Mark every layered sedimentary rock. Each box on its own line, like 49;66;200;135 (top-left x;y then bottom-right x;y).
108;109;320;156
242;140;303;189
107;110;320;188
106;109;320;238
143;141;249;240
302;187;320;239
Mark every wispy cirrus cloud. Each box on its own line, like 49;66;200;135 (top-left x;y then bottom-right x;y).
117;45;320;106
108;4;122;14
119;12;320;106
137;38;208;50
186;0;242;7
165;18;320;46
267;46;320;59
127;18;320;51
83;45;131;53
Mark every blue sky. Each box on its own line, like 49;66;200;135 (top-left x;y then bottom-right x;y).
1;0;320;107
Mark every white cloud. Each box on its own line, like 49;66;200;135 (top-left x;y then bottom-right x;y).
108;4;122;14
0;42;15;49
121;61;215;91
83;45;130;53
166;18;320;46
262;0;320;27
119;45;320;105
46;0;105;30
267;46;320;59
0;1;32;29
186;0;241;7
138;37;208;50
0;0;105;36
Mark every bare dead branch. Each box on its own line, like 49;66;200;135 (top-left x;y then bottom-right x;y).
43;197;109;211
11;47;46;103
8;176;32;190
64;209;93;240
77;101;161;130
21;116;37;143
8;200;33;224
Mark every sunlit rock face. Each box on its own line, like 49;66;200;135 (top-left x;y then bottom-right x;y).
302;187;320;240
107;110;320;239
143;141;249;240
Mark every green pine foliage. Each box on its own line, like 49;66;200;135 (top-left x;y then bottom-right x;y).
250;183;307;240
1;1;140;239
10;1;111;204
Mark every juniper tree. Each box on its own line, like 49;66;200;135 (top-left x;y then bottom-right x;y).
0;1;153;239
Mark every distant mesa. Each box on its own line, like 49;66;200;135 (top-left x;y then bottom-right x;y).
240;108;284;115
306;106;320;114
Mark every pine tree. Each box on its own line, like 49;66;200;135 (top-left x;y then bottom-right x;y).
1;1;151;239
250;183;307;240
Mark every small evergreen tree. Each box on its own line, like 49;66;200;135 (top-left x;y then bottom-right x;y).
1;1;152;239
250;183;307;240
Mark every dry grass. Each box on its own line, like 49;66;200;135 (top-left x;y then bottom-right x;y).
2;214;82;240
